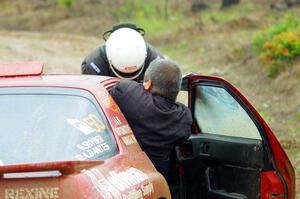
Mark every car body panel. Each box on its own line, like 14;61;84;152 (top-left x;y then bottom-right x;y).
0;63;171;199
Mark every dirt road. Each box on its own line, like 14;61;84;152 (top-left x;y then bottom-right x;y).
0;30;100;74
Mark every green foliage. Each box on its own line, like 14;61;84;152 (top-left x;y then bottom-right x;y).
253;15;300;49
252;14;300;77
287;120;300;136
261;31;300;60
258;111;271;124
53;0;74;7
267;61;280;78
297;167;300;175
113;1;183;34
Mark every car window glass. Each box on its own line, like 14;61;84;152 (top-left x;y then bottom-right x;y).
193;85;261;140
0;88;117;165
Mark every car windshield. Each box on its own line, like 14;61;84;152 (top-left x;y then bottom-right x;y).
0;87;117;166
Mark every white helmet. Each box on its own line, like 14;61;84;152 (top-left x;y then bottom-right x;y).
105;28;147;79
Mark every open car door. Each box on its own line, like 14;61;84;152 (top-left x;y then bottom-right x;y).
173;73;295;199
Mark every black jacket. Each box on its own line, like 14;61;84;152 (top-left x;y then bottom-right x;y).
110;80;192;162
81;44;163;81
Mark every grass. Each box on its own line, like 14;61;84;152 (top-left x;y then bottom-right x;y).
0;2;10;12
161;41;189;57
258;111;272;124
113;1;183;35
53;0;74;7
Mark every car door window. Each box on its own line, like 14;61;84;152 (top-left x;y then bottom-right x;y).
193;85;261;140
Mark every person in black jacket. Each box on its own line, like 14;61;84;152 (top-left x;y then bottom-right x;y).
81;24;163;81
110;58;192;180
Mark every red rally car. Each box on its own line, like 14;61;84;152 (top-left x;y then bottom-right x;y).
0;62;295;199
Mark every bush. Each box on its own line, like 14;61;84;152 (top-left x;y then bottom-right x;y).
252;14;300;77
262;31;300;61
53;0;74;7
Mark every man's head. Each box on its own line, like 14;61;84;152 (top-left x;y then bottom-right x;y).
143;59;182;101
106;28;147;80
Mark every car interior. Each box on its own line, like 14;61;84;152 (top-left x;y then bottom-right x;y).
168;80;273;199
169;134;264;199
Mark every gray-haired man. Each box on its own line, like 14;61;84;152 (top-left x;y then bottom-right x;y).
109;59;192;179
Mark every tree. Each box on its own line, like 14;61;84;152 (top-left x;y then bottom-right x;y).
190;0;208;13
221;0;240;8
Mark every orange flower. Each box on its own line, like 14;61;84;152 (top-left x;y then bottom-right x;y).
263;55;271;64
282;48;289;56
263;42;273;49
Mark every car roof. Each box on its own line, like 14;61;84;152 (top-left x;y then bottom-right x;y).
0;61;116;91
0;74;113;92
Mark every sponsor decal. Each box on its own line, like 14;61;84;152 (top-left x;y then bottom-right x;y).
121;135;137;145
124;66;137;72
106;168;148;191
113;116;122;126
103;96;120;113
114;125;132;137
113;125;136;146
67;114;106;134
85;169;122;199
85;168;154;199
67;118;95;135
83;114;106;132
141;182;154;197
75;135;110;160
90;62;101;73
5;187;59;199
122;189;142;199
76;135;104;151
